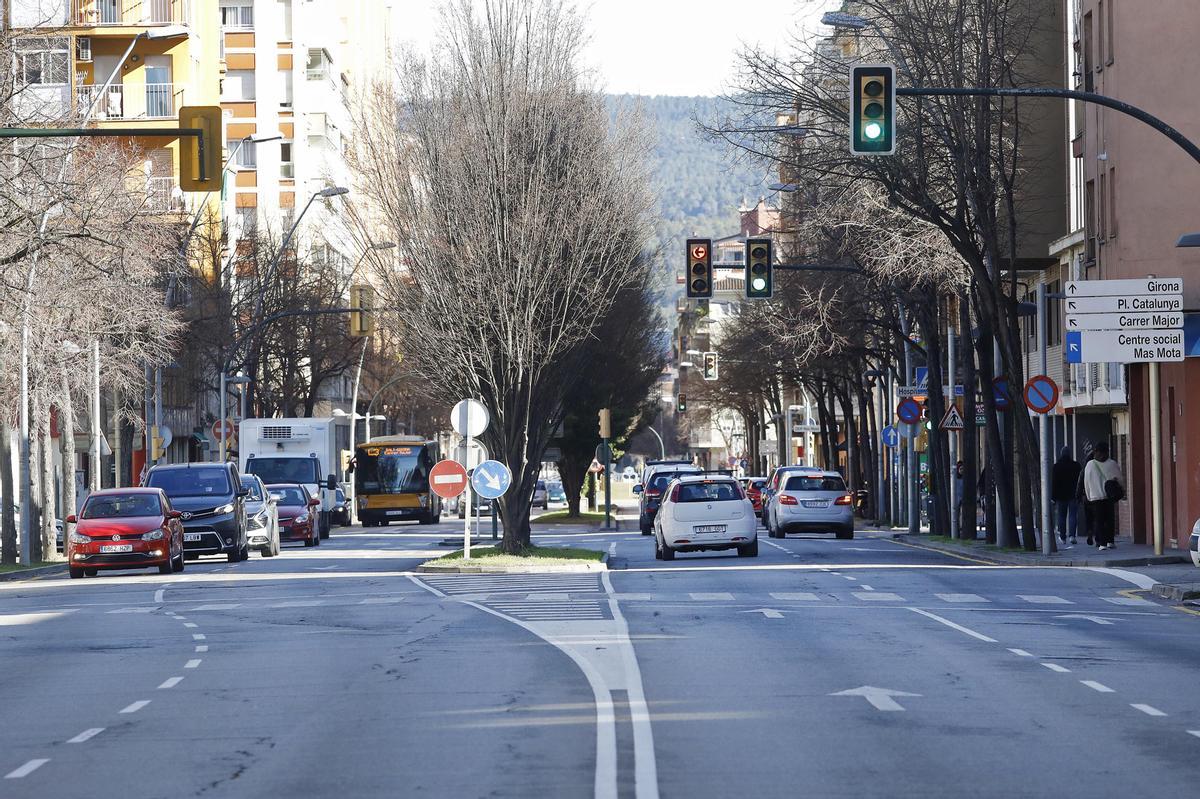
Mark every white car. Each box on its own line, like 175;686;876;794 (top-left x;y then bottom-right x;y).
653;475;758;560
766;470;854;539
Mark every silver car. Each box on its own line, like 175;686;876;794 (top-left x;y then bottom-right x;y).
766;470;855;539
241;475;281;557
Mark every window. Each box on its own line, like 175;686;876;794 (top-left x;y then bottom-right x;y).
1098;171;1107;239
1108;166;1117;236
223;69;255;101
220;0;254;29
1106;0;1114;64
236;206;257;232
1082;12;1094;91
280;69;293;107
306;48;331;79
279;141;293;178
18;45;69;85
1097;1;1105;67
1084;179;1096;262
279;0;293;39
235;140;257;168
1047;280;1062;346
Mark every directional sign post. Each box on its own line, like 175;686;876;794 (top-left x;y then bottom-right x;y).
1023;375;1059;415
451;399;490;560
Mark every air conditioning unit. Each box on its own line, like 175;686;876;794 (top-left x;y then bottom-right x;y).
77;37;92;62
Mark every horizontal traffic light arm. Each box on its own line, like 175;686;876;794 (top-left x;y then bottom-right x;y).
222;305;400;376
0;126;210;181
711;262;866;274
896;86;1200;167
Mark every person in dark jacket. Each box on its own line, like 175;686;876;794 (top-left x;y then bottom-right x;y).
1076;448;1094;545
1051;446;1082;545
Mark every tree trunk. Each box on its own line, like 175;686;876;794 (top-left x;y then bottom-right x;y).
0;422;15;564
40;408;57;560
959;292;979;539
836;386;858;496
559;457;585;517
61;370;77;526
856;382;878;522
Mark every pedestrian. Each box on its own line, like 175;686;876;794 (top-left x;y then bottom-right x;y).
1082;441;1124;551
1050;447;1082;545
1075;448;1093;545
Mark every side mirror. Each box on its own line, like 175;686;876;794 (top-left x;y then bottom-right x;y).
66;514;77;524
237;488;249;498
309;497;321;507
327;474;337;490
632;484;643;495
168;510;183;519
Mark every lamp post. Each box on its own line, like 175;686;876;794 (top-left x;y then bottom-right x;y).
332;338;369;525
364;374;406;443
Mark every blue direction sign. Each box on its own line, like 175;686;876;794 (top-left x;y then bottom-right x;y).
993;377;1011;411
881;426;900;448
914;367;929;388
897;398;922;425
471;460;512;500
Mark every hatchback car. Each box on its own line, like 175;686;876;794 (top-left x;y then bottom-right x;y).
653;475;757;560
241;474;280;557
546;480;567;506
66;488;185;578
145;462;249;562
532;480;549;509
766;470;855;539
760;465;821;525
268;483;322;547
742;477;768;513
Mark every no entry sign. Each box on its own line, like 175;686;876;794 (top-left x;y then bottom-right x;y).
429;459;469;499
1023;375;1059;415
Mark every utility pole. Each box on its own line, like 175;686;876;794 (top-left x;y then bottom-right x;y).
1038;283;1054;555
948;330;958;539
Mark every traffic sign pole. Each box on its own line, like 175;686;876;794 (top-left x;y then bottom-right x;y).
1038;282;1052;555
947;329;958;540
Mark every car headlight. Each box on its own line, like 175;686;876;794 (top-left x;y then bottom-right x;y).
248;511;268;529
68;532;90;544
142;530;165;541
296;513;309;524
216;503;234;515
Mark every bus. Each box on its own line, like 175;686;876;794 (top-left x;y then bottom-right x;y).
352;436;441;526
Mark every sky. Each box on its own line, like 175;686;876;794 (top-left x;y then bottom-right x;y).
397;0;838;97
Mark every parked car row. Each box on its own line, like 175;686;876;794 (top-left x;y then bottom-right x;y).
64;461;333;579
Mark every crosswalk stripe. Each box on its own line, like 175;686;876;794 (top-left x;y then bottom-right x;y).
689;593;734;601
853;592;904;601
268;600;323;608
769;592;820;601
1102;596;1154;606
359;597;405;604
189;604;243;611
1017;595;1073;604
935;593;989;603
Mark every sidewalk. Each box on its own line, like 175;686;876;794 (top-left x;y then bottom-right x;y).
895;532;1188;568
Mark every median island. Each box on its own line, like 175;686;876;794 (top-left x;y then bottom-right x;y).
418;545;606;573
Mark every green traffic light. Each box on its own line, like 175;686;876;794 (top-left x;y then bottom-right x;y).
864;121;884;140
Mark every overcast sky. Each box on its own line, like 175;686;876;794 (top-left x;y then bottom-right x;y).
398;1;837;97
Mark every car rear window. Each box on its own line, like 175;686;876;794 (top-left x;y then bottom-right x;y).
748;480;766;490
785;475;847;492
269;486;308;505
649;472;689;492
675;481;742;503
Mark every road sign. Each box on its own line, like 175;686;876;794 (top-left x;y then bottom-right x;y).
212;418;234;441
1066;277;1183;297
939;404;965;431
1066;311;1184;331
429;459;469;499
471;460;512;499
898;386;927;398
1065;295;1183;314
897;398;922;425
914;367;929;388
1066;328;1184;363
975;403;987;426
1023;375;1059;414
899;422;919;439
451;399;489;437
881;426;899;448
992;377;1011;411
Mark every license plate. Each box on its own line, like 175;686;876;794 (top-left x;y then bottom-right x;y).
100;544;132;553
183;533;202;542
387;510;406;516
694;524;726;534
803;500;828;508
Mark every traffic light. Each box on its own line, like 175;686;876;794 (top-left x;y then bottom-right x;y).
598;408;612;439
349;284;375;336
701;351;719;381
745;238;772;299
849;64;896;155
150;426;165;461
179;106;223;191
694;299;710;318
685;238;712;298
677;394;687;414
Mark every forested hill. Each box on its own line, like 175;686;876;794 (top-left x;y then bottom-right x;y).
608;95;770;304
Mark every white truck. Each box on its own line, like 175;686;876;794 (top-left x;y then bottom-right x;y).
239;417;351;539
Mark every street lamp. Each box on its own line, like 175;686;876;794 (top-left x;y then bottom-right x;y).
353;241;396;271
1177;233;1200;247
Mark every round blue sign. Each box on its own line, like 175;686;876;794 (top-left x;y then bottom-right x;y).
882;426;900;448
897;398;922;425
470;460;512;500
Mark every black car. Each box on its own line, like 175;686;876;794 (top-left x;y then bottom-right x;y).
331;488;350;526
145;462;249;562
634;470;696;535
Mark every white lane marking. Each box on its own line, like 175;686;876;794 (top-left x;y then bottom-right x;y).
1041;663;1071;673
158;677;184;689
154;585;168;603
1081;680;1115;693
174;616;187;621
1055;614;1115;625
107;607;156;614
843;576;857;581
610;593;654;601
195;645;208;653
358;597;405;604
608;543;617;556
182;622;198;628
189;604;242;611
601;570;658;799
853;592;904;601
688;593;733;601
1082;567;1158;590
192;634;205;641
742;608;784;618
1018;595;1073;605
908;608;998;643
859;585;875;591
1102;596;1155;606
269;600;324;608
770;592;819;601
1008;648;1034;657
67;728;104;744
185;659;202;669
1187;730;1200;738
1131;704;1167;717
120;700;151;714
830;686;920;712
526;593;571;601
937;593;989;603
5;759;49;779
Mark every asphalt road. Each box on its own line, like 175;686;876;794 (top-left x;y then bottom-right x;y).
3;518;1199;798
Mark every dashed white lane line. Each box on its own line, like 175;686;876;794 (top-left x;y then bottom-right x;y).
195;645;208;653
770;592;820;601
1041;663;1071;673
689;593;734;601
859;585;876;591
1018;595;1073;605
192;634;206;641
107;607;155;614
5;759;49;779
67;728;104;744
853;592;904;602
1081;680;1115;693
1188;731;1200;739
158;677;184;690
154;586;168;603
843;576;857;581
358;597;404;604
1008;648;1034;657
909;608;999;643
269;600;323;608
120;700;151;714
184;659;202;669
182;622;198;628
1131;704;1167;717
190;604;242;611
937;593;990;603
608;543;617;556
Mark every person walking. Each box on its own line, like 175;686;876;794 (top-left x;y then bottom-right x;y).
1083;441;1124;551
1051;447;1082;545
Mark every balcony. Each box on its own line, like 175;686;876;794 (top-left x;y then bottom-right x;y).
145;176;184;213
72;0;190;27
76;82;182;120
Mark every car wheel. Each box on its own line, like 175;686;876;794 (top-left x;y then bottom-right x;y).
172;552;185;572
738;539;759;557
261;546;272;558
654;539;662;560
69;566;84;579
158;561;172;575
836;528;854;540
84;568;98;577
640;520;652;536
661;543;675;561
227;547;240;563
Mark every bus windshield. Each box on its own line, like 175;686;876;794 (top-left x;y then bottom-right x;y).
355;444;431;494
245;457;321;485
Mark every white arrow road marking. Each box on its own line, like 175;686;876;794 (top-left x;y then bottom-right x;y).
831;686;921;712
1055;614;1116;625
741;608;784;618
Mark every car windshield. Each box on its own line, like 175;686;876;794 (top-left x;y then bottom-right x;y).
246;457;320;484
239;478;264;501
537;481;546;490
147;468;232;498
81;493;161;519
784;475;847;492
269;486;308;506
675;481;741;502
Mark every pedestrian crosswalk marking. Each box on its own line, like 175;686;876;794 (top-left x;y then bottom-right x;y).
935;593;989;603
268;600;323;608
1102;596;1154;606
769;592;820;601
853;592;904;601
1017;595;1073;605
190;604;242;611
688;592;735;601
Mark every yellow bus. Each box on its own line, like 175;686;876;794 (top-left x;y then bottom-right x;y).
352;436;441;526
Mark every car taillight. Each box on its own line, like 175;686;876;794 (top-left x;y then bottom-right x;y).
669;485;681;502
835;494;853;505
779;495;798;506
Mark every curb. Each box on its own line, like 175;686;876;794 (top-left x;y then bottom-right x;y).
0;563;68;582
1153;582;1200;602
416;552;611;575
896;535;1187;568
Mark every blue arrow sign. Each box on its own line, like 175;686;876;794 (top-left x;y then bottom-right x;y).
471;460;512;500
1066;330;1082;364
914;367;929;388
881;426;900;448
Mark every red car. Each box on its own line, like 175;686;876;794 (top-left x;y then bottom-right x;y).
267;483;322;547
67;488;185;578
742;477;768;513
